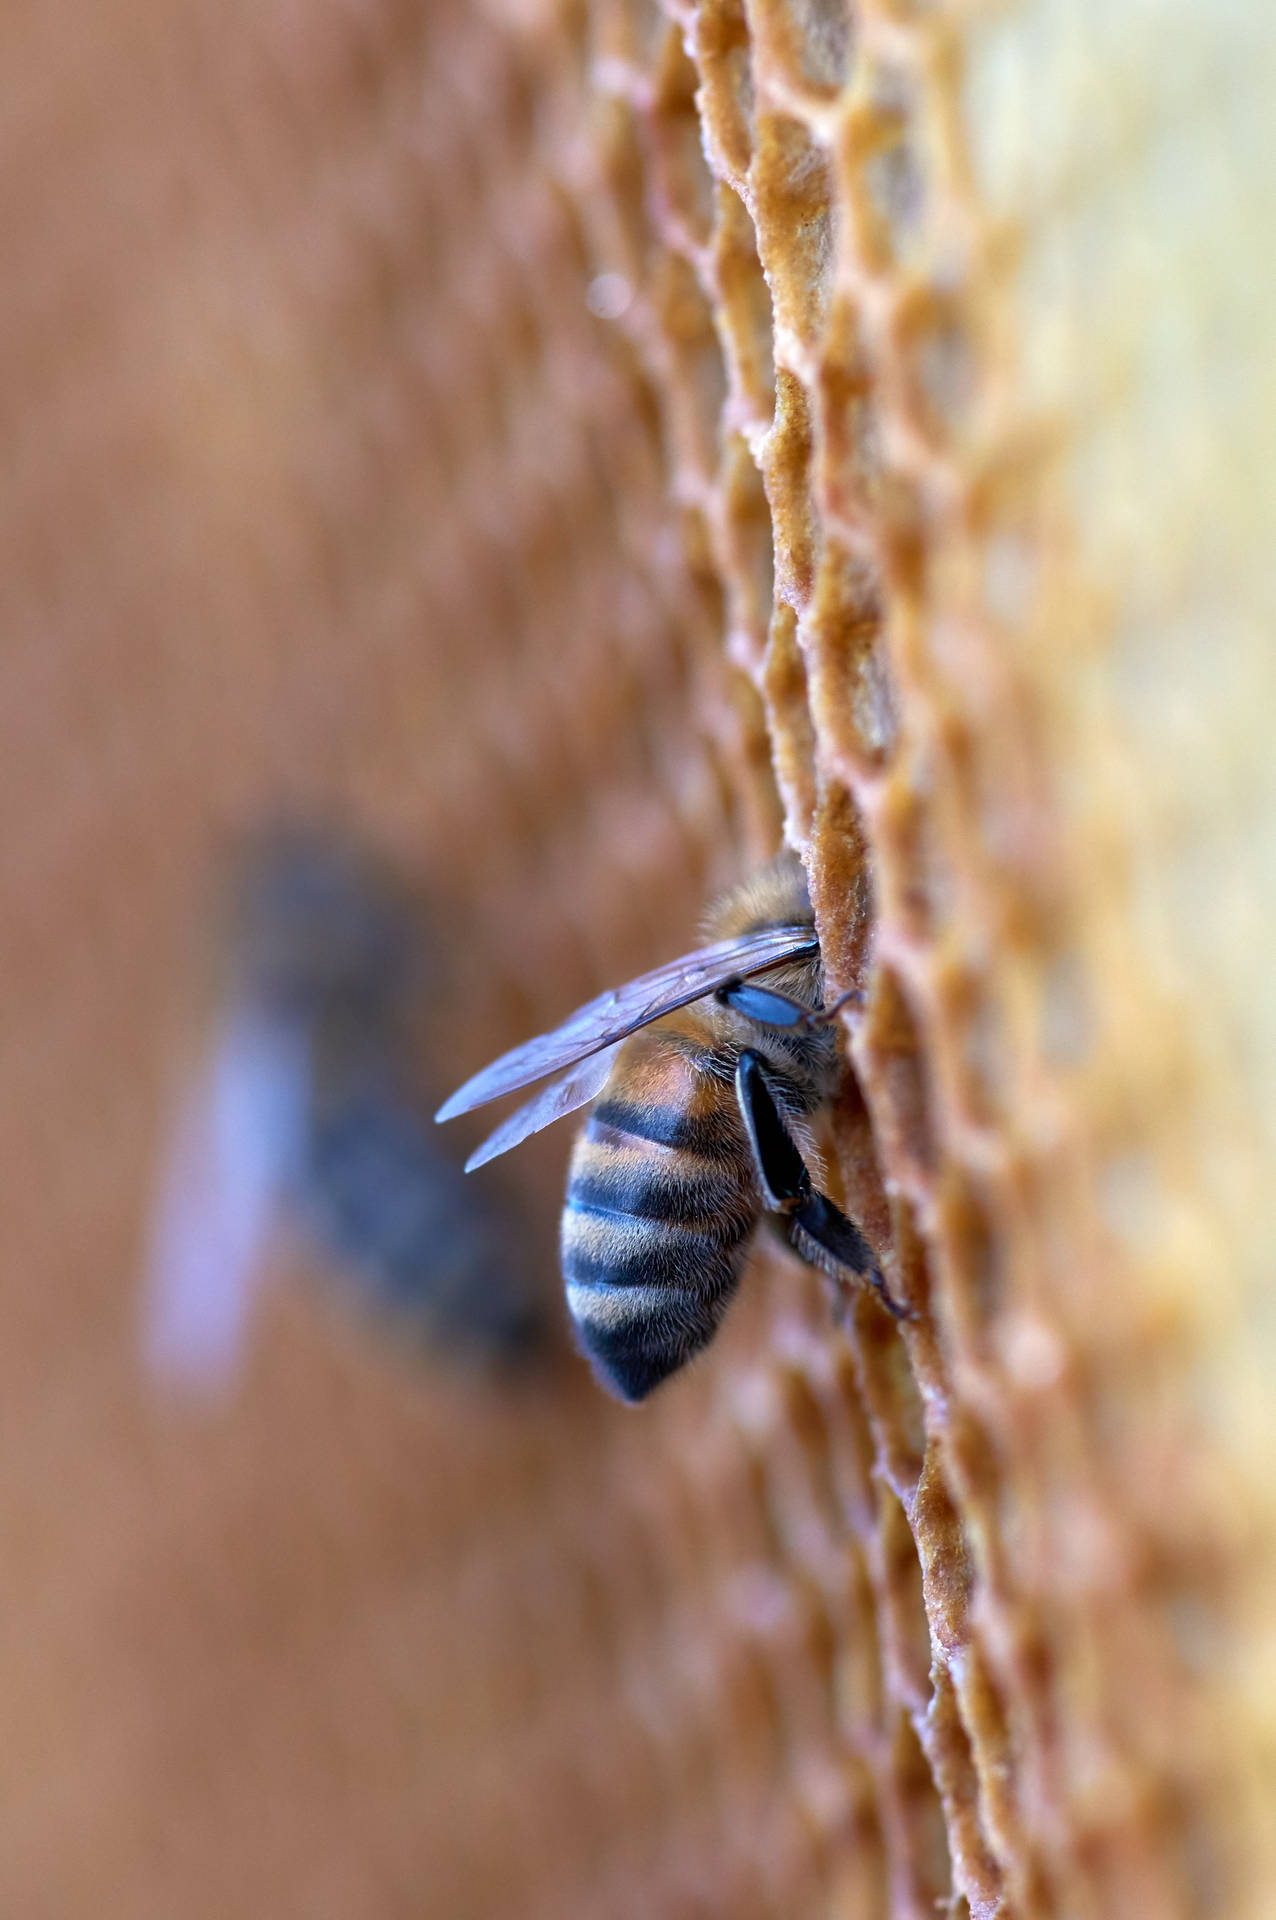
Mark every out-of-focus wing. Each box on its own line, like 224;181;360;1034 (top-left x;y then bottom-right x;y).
464;1042;621;1172
436;924;817;1123
143;1012;310;1394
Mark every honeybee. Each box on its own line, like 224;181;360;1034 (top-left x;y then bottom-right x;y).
145;831;541;1391
436;851;906;1402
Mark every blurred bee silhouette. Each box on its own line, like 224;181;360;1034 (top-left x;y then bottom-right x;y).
145;830;541;1392
437;851;907;1403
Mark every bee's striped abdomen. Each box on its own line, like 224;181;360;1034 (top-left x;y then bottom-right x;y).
561;1026;756;1402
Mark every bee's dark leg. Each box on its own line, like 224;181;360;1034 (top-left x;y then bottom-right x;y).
734;1050;911;1320
716;978;864;1031
813;985;864;1024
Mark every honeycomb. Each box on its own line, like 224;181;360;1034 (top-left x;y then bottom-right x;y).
2;1;1272;1917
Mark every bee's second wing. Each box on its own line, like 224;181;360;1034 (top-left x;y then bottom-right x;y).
464;1043;621;1172
436;923;817;1122
143;1013;310;1394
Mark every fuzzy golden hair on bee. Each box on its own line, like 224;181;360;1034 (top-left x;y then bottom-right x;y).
438;849;908;1403
699;850;814;944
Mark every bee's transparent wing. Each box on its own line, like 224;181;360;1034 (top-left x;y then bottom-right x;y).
143;1012;310;1394
436;923;817;1122
464;1042;622;1171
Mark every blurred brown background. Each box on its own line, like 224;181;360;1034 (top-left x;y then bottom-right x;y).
1;1;779;1912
